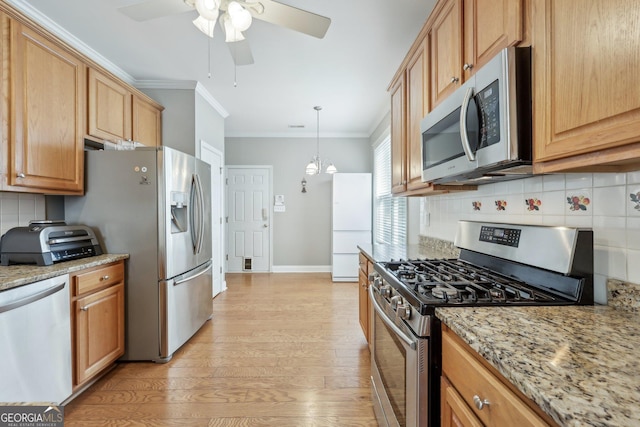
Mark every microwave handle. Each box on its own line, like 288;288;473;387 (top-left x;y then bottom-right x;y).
459;87;476;161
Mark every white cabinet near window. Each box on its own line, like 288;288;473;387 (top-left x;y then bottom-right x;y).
332;173;372;281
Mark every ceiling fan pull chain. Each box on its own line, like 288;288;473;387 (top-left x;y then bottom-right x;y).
208;28;212;79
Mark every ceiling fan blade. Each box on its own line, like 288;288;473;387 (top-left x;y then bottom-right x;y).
227;39;254;66
118;0;195;21
251;0;331;39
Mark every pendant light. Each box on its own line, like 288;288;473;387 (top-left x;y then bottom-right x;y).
305;106;337;175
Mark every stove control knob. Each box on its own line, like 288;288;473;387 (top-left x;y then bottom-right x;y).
397;303;411;320
390;295;404;310
381;285;393;298
369;273;382;287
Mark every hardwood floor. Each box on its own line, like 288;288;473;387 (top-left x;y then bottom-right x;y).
64;273;377;426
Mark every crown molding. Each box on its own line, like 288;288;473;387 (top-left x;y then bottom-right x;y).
4;0;136;84
135;80;229;119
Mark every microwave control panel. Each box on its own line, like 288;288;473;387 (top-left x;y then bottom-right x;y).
476;79;501;147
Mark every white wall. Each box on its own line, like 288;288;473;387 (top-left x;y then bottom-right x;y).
419;172;640;305
225;137;372;269
0;193;46;236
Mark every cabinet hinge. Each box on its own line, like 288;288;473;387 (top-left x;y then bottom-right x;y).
225;216;228;223
225;178;228;185
225;254;228;261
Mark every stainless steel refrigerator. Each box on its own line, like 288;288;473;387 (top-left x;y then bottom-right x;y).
65;146;212;362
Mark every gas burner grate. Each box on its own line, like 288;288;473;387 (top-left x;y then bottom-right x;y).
384;258;557;305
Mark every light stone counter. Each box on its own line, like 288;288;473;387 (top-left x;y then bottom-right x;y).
0;254;129;292
436;305;640;427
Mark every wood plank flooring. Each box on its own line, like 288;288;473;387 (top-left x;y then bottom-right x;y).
64;273;377;426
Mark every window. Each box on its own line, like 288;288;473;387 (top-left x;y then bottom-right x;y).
374;136;407;245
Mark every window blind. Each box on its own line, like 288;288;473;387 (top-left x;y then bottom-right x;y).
374;136;407;245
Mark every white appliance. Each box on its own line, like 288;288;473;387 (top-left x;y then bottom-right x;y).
65;147;212;362
331;173;372;281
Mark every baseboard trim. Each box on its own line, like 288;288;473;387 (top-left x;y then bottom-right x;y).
271;265;332;273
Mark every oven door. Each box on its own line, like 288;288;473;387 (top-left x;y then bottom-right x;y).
369;286;429;427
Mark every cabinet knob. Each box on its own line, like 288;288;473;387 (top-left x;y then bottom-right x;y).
17;173;26;179
463;63;474;71
450;76;460;83
80;306;88;311
473;395;490;410
100;275;110;281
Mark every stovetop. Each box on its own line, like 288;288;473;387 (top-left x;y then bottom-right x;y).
383;258;560;307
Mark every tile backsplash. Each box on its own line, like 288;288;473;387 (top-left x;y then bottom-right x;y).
0;192;46;236
419;172;640;305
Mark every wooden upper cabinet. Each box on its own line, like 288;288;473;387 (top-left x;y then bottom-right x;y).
406;38;429;191
532;0;640;172
88;68;163;147
429;0;523;108
8;19;84;194
88;68;132;143
429;0;463;108
463;0;523;80
390;75;406;194
132;95;162;147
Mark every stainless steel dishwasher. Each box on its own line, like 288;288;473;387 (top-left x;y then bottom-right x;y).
0;274;72;404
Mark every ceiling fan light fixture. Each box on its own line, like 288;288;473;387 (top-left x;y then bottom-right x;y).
192;15;216;37
195;0;220;20
231;8;252;31
221;13;245;41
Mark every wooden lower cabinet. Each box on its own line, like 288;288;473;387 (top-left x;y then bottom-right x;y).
441;325;556;427
71;261;125;389
358;252;371;343
442;376;483;427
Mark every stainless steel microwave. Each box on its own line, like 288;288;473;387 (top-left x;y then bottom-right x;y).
421;47;532;185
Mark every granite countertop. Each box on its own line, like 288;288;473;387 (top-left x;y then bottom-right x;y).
0;254;129;292
436;305;640;427
358;239;461;264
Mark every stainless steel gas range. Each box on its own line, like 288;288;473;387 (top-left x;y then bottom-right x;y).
368;221;594;427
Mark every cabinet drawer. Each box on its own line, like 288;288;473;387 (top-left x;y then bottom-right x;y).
73;262;124;296
442;329;549;427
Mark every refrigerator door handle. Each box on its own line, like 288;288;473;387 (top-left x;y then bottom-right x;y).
194;173;205;255
189;174;200;255
174;260;212;285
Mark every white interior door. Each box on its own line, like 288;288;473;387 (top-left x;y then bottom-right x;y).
200;141;225;297
227;166;271;272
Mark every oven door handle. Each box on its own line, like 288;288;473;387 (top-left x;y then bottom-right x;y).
369;286;417;350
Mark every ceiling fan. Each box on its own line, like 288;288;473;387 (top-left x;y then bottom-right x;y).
118;0;331;66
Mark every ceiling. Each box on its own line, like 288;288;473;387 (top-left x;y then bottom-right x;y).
15;0;436;138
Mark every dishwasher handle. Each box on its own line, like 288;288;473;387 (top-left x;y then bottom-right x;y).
0;282;65;314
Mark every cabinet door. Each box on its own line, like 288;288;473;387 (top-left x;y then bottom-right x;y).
88;68;132;143
358;268;369;343
441;376;484;427
9;21;84;193
430;0;463;108
132;95;162;147
463;0;523;80
406;38;429;191
532;0;640;171
390;76;406;193
75;282;125;385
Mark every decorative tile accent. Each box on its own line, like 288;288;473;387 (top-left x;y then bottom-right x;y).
525;198;541;211
630;191;640;211
567;194;590;212
495;200;507;211
472;201;482;211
